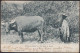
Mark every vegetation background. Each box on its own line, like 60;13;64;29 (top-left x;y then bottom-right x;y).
1;1;79;43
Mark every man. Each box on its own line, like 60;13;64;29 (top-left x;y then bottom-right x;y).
59;14;70;43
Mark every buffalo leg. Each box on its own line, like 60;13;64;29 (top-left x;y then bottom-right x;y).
38;29;44;42
38;22;44;43
18;31;24;43
38;30;41;41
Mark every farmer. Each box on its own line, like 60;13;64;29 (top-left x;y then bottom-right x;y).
59;14;70;42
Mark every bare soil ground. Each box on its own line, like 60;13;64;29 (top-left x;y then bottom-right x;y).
1;31;79;52
1;31;79;44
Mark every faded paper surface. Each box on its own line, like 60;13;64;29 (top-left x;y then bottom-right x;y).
1;1;79;52
1;43;79;52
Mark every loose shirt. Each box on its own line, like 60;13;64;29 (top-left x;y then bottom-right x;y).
60;20;69;37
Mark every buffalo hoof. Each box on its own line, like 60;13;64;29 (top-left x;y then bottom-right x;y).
18;41;23;44
38;41;44;43
18;40;23;44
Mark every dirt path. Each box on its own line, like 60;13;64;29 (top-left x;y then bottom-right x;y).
1;34;79;52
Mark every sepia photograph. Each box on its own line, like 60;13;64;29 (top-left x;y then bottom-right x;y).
1;1;79;52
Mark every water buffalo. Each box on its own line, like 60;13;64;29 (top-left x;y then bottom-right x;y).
5;16;44;43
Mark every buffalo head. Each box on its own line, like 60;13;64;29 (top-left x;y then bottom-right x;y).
5;20;17;35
